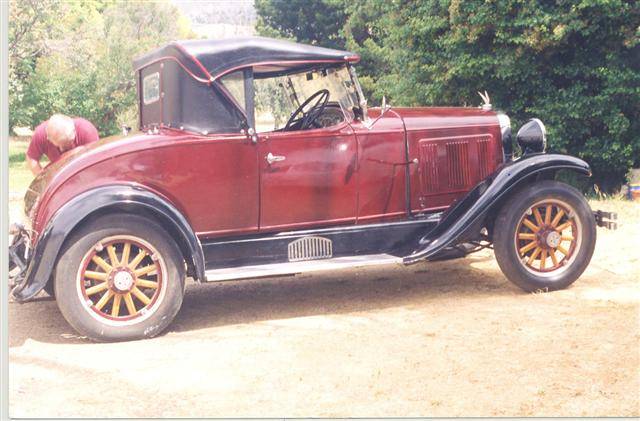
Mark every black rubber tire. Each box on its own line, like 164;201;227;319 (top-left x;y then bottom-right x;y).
493;180;596;292
54;214;185;342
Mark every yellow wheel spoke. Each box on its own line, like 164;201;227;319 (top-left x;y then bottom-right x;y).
518;233;536;240
550;250;559;266
92;255;112;272
528;247;542;264
540;249;547;270
131;287;151;306
85;270;107;281
545;205;552;225
134;264;157;277
533;208;544;226
107;245;119;267
136;278;159;289
111;294;122;317
519;240;538;255
556;221;573;232
86;282;109;296
557;245;570;256
561;235;574;241
551;209;565;227
124;293;137;316
94;290;114;310
121;243;131;266
128;250;147;270
522;218;540;232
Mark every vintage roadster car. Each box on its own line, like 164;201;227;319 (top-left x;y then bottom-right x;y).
9;37;617;341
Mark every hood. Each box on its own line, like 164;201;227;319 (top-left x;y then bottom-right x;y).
386;106;499;131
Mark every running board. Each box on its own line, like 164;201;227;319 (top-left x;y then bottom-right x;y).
204;254;403;282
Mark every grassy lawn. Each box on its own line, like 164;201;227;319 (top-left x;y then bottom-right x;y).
9;140;38;223
9;140;34;195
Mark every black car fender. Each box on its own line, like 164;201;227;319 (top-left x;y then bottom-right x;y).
403;153;591;264
11;184;205;302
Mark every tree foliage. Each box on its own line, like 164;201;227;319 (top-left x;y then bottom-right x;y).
255;0;346;49
257;0;640;190
9;0;195;137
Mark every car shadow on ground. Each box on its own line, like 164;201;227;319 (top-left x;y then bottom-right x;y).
9;253;519;347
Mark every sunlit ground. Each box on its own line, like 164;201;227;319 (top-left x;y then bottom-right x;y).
7;138;638;417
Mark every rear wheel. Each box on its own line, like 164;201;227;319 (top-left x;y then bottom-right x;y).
55;214;185;341
493;180;596;292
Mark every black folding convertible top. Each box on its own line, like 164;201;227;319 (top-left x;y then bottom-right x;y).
133;36;359;81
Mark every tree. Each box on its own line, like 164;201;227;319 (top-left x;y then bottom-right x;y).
257;0;640;190
9;1;196;137
255;0;346;49
8;0;65;128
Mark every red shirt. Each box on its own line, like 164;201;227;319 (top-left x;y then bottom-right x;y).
27;117;100;163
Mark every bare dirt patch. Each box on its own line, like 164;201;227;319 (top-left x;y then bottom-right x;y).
8;200;639;417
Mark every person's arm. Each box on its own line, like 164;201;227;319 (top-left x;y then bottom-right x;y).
27;157;42;176
26;125;45;176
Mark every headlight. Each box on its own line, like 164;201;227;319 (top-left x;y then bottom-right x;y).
497;113;512;160
516;118;547;154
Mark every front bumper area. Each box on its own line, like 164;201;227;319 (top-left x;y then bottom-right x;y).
9;225;31;294
594;210;618;230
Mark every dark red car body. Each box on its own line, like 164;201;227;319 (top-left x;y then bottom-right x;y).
28;106;501;239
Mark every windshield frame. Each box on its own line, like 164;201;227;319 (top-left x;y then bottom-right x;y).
219;62;368;133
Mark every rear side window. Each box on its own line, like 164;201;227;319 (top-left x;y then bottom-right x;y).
219;71;246;111
143;72;160;105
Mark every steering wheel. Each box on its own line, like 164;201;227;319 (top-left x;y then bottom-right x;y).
284;89;330;131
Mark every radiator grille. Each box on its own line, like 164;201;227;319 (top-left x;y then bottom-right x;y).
419;142;439;193
477;138;491;178
446;141;470;188
288;236;333;262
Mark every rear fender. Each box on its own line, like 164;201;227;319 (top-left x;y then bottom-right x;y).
11;185;205;301
403;153;591;264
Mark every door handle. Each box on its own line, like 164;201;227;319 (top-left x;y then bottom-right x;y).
265;152;286;165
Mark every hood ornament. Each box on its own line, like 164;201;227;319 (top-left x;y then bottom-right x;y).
478;90;492;111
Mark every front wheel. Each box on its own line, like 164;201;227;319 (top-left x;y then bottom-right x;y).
54;214;185;341
493;180;596;292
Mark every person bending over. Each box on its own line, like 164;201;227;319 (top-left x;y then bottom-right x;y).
26;114;99;176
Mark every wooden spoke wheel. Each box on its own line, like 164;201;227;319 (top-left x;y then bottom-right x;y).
515;199;581;276
55;214;185;341
77;236;165;323
493;181;596;292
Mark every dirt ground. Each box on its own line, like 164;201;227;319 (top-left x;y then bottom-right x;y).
8;199;639;417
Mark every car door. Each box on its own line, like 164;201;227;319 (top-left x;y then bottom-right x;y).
257;122;358;230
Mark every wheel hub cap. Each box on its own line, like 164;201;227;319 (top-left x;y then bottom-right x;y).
112;269;135;292
545;231;561;248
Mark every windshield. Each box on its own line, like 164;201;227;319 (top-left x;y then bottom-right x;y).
253;65;361;132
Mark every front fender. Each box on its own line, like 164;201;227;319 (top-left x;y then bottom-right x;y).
11;185;205;302
403;153;591;264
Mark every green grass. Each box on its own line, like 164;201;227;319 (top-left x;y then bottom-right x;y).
9;140;34;194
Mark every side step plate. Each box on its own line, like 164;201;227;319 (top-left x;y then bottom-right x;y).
205;254;403;282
